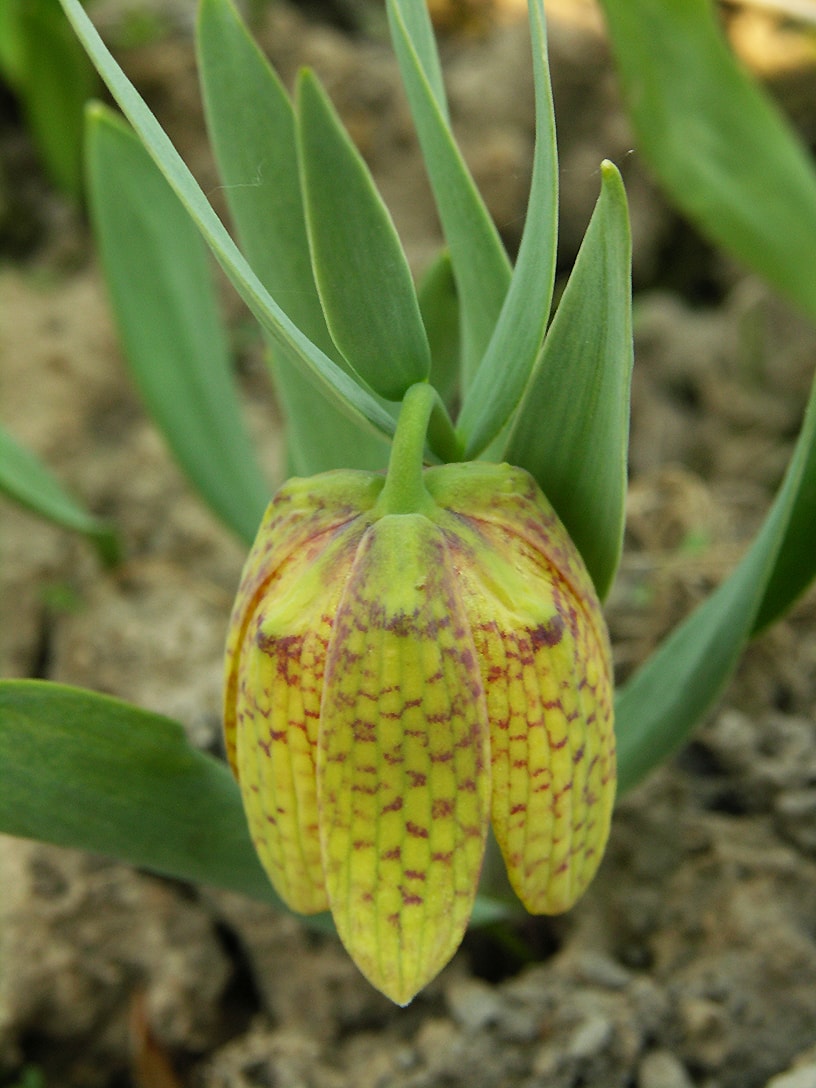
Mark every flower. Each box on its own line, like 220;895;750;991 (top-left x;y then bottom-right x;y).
224;461;615;1005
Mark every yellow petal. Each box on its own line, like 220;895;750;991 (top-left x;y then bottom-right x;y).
224;472;381;913
318;514;491;1005
428;462;616;914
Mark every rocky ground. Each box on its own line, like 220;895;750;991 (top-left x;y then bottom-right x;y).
2;2;816;1086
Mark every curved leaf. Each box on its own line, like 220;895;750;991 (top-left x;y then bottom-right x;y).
296;69;430;401
386;0;511;386
196;0;390;474
456;0;558;457
0;424;119;564
617;366;816;794
0;680;283;904
599;0;816;325
58;0;396;446
504;162;632;601
87;105;269;543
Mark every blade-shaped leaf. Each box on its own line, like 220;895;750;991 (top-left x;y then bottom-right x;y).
296;69;430;401
195;0;390;474
599;0;816;325
87;105;269;544
58;0;396;447
0;680;283;903
504;161;632;601
15;0;97;198
387;0;511;386
753;423;816;633
456;0;558;457
418;248;460;410
616;366;816;794
0;424;119;564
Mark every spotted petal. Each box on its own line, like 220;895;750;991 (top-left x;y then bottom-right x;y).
224;471;382;913
428;463;616;914
318;513;491;1005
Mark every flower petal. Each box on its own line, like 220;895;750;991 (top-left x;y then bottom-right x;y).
224;472;381;913
473;573;615;913
318;514;491;1005
429;463;616;913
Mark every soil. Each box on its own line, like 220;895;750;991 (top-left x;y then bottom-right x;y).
2;2;816;1086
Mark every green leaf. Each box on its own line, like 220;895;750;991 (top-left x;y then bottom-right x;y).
195;0;390;474
418;248;460;410
0;680;283;903
0;423;119;564
296;69;430;401
86;105;269;544
0;0;26;86
11;0;97;198
57;0;396;448
752;419;816;632
504;161;632;601
386;0;511;386
616;366;816;794
456;0;558;457
599;0;816;325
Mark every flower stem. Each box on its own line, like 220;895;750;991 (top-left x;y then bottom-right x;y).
377;383;441;516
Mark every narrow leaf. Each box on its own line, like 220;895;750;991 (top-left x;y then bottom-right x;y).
15;0;97;198
389;0;448;120
0;680;284;904
87;105;269;543
599;0;816;324
418;249;460;410
753;420;816;632
387;0;511;385
58;0;396;446
616;367;816;794
457;0;558;456
504;161;632;601
195;0;390;474
0;424;119;564
296;69;430;401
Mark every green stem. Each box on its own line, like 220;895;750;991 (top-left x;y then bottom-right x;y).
377;383;438;515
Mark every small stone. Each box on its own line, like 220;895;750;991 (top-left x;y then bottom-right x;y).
565;1012;613;1060
570;951;632;991
446;977;503;1032
775;790;816;854
638;1049;694;1088
766;1063;816;1088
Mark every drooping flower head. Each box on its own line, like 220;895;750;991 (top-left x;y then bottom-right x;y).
224;409;615;1005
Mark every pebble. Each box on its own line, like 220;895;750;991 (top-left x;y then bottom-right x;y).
565;1013;613;1060
446;977;503;1032
766;1063;816;1088
638;1050;695;1088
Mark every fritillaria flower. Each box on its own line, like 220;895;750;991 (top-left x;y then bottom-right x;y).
224;439;615;1005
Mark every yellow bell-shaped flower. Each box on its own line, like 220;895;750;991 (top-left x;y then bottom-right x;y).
224;392;615;1005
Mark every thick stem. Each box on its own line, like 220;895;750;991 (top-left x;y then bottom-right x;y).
376;383;439;516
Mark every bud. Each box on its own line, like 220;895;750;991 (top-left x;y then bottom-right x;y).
224;460;615;1005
